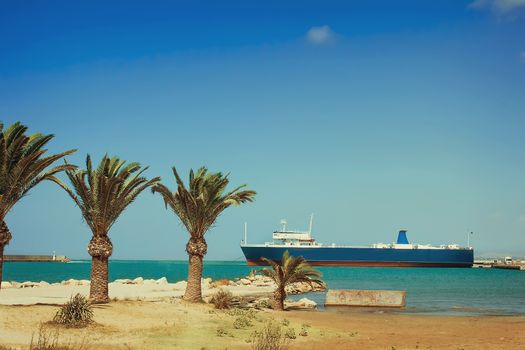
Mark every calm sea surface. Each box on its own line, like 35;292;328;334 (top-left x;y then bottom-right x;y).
4;260;525;316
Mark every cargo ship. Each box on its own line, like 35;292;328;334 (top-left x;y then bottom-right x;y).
240;217;474;267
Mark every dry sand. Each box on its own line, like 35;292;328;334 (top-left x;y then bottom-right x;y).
1;298;524;350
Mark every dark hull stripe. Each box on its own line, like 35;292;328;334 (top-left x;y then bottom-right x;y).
246;259;472;267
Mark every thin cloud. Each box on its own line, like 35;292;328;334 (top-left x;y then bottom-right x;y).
469;0;525;13
306;25;336;45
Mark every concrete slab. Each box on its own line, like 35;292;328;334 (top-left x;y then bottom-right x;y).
325;289;406;308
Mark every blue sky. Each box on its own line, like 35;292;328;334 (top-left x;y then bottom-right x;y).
1;0;524;259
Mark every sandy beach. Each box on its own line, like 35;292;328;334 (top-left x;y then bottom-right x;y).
1;298;524;350
1;280;524;349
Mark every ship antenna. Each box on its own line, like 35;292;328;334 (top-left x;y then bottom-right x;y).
308;213;314;234
244;222;248;244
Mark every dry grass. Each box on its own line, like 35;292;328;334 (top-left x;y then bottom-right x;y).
29;325;89;350
210;289;233;309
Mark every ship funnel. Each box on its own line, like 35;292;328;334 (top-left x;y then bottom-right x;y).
396;230;409;244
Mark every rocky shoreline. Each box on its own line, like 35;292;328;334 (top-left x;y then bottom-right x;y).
0;274;325;308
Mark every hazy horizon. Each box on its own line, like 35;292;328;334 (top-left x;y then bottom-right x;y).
1;1;524;260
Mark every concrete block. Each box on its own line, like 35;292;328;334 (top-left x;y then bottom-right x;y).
325;289;406;308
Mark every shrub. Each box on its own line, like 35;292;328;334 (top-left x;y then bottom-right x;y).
281;319;290;326
299;325;308;337
284;327;296;339
216;327;228;337
53;294;93;327
233;315;253;329
211;289;233;309
250;321;289;350
256;299;271;309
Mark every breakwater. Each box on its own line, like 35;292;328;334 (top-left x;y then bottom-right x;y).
5;255;70;262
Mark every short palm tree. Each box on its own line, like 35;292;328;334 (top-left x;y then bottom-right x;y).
259;251;323;311
51;155;160;303
0;122;75;290
152;167;256;302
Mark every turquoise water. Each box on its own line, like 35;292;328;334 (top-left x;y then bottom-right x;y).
4;260;525;316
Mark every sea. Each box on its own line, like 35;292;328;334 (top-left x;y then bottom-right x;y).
4;260;525;316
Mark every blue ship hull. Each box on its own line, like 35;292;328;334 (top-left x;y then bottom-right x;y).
241;245;474;267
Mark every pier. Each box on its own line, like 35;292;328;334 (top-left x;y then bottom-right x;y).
5;255;70;263
473;258;525;271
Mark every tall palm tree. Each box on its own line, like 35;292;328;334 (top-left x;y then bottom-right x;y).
152;167;256;302
51;155;160;303
0;122;76;290
259;251;323;311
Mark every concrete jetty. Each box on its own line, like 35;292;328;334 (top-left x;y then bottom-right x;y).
325;289;406;308
5;255;70;262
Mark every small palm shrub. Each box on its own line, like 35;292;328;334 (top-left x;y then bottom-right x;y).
250;321;289;350
211;289;233;309
53;294;94;327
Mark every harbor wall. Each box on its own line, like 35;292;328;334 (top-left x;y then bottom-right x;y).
5;255;70;262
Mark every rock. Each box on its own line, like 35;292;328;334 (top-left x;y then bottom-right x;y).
20;281;39;288
201;277;212;287
79;280;90;285
156;277;168;285
143;279;156;285
285;297;317;309
10;281;21;288
51;282;60;286
114;279;133;284
286;281;326;295
39;281;50;287
0;281;12;288
211;279;231;288
240;278;252;285
133;277;144;285
172;281;187;290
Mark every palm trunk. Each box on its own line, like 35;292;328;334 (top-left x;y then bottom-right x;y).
184;236;208;302
87;234;113;304
0;245;4;291
184;254;203;302
90;256;109;303
273;286;286;311
0;220;12;292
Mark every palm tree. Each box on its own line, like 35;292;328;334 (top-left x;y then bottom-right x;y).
259;251;323;311
0;122;76;290
152;167;256;302
51;154;160;303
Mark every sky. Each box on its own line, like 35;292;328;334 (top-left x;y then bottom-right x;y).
0;0;524;260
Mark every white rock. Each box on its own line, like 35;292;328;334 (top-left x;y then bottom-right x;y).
143;279;156;285
39;281;50;287
156;277;168;285
61;278;79;286
1;281;12;288
20;281;39;288
240;278;252;285
285;297;317;309
114;279;133;284
79;280;90;285
172;281;187;290
133;277;144;285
